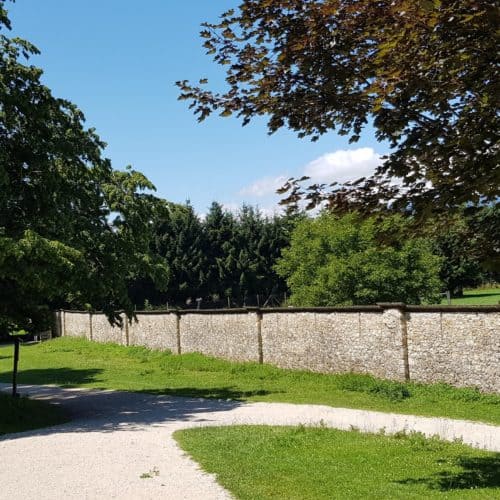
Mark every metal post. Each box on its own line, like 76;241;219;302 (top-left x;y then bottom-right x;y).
12;337;20;398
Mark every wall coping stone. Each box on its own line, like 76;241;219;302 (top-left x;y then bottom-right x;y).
60;304;500;315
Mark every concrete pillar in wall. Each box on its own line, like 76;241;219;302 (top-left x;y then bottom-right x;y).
88;312;93;341
256;309;263;364
62;310;66;337
378;303;410;381
175;312;181;355
243;307;264;364
52;310;62;338
122;313;129;346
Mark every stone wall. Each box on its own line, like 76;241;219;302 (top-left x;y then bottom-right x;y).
407;308;500;393
261;308;407;380
91;314;124;344
129;313;178;352
57;305;500;393
180;311;260;362
63;311;90;339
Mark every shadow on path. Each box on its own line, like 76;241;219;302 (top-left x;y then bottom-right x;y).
0;382;243;440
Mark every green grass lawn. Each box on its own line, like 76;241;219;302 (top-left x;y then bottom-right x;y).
0;392;68;435
0;338;498;424
175;426;500;499
441;287;500;305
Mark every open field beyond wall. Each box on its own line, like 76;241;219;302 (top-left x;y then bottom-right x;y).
441;287;500;306
0;338;499;425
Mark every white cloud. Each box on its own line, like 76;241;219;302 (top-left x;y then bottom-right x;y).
222;202;283;218
221;202;242;214
239;175;288;197
234;147;385;214
304;147;382;184
253;205;283;218
238;148;383;202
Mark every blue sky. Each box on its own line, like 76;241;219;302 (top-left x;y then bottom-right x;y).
8;0;386;215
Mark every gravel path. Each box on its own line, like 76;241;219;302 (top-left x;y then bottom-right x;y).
1;384;499;500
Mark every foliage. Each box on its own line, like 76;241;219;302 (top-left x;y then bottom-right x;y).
8;329;27;337
178;0;499;217
430;214;483;296
129;202;293;308
1;338;499;424
276;213;442;305
467;204;500;275
0;2;168;329
223;204;293;303
175;426;500;499
424;205;500;295
203;201;239;301
153;202;207;305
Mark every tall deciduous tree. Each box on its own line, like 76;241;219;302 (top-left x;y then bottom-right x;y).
0;2;168;332
276;213;442;306
427;205;499;295
178;0;499;217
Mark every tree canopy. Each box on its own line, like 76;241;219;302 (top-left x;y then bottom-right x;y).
178;0;499;217
128;202;293;308
0;2;168;331
426;204;499;294
276;213;443;306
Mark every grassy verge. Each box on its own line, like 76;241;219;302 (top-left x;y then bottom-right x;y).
0;337;498;424
174;426;500;499
0;392;68;435
441;287;500;305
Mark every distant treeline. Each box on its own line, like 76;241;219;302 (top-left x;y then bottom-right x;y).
127;202;298;309
127;202;498;310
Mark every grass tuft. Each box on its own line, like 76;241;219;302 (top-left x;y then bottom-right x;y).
336;373;412;401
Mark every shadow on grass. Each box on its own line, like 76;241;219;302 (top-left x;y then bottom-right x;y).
0;368;102;387
397;455;500;491
0;367;279;401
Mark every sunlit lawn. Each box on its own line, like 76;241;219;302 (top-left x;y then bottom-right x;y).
441;287;500;305
175;425;500;499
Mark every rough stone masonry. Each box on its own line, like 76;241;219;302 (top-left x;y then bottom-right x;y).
57;304;500;393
